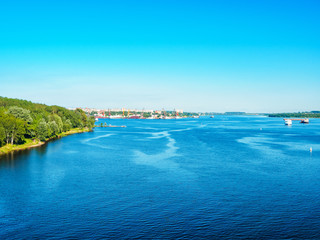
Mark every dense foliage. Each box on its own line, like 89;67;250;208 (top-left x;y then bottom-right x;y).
0;97;95;146
269;113;320;118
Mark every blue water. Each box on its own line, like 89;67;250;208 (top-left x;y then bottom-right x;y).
1;116;320;239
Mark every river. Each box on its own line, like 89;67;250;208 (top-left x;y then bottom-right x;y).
1;116;320;239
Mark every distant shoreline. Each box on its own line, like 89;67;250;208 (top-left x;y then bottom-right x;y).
0;127;91;156
268;113;320;118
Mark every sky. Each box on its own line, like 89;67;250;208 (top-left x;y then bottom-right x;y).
0;0;319;112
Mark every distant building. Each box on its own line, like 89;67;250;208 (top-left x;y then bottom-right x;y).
77;107;182;115
176;109;183;114
142;109;153;113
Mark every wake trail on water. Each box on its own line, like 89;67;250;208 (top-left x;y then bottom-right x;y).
80;124;203;177
81;133;115;149
237;136;286;158
82;134;115;143
132;130;197;180
237;134;320;154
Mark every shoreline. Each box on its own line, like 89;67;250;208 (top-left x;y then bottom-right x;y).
0;127;92;156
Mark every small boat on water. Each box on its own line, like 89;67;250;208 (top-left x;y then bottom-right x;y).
95;118;98;121
109;115;123;119
284;119;292;125
210;116;214;118
283;118;309;125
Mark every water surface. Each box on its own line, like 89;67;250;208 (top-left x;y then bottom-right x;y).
1;116;320;239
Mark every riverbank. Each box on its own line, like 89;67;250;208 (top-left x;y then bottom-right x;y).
269;113;320;118
0;127;91;155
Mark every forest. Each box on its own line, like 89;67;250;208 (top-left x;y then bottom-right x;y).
268;112;320;118
0;96;95;147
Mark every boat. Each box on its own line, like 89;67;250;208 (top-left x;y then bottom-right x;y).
284;119;292;125
300;119;309;124
210;116;214;118
95;118;98;121
109;115;123;119
129;115;141;119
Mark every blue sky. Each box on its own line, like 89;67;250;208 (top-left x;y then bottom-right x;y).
0;0;319;112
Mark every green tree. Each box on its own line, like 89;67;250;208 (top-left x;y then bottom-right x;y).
88;116;95;129
49;114;63;133
26;123;37;138
75;109;88;127
37;119;48;141
0;114;19;144
63;119;72;131
7;106;35;139
10;118;26;144
0;114;26;145
48;121;59;136
0;125;5;147
7;106;33;123
143;112;151;118
0;96;95;147
0;113;12;144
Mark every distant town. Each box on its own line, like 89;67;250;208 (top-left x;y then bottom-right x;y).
76;108;198;119
73;108;320;120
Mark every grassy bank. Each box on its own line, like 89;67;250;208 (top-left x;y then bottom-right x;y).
0;127;91;155
57;127;91;137
0;139;44;155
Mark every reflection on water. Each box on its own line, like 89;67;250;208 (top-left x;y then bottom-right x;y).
0;143;49;168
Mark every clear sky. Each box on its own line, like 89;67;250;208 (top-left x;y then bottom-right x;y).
0;0;319;112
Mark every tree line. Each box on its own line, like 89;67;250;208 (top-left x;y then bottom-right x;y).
268;112;320;118
0;96;95;147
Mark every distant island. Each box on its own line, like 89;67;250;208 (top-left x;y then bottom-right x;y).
268;111;320;118
0;97;95;155
203;111;320;118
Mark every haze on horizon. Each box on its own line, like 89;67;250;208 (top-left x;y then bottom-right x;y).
0;0;319;113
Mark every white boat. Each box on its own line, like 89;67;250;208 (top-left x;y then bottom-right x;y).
284;119;292;125
95;118;98;121
109;115;123;119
